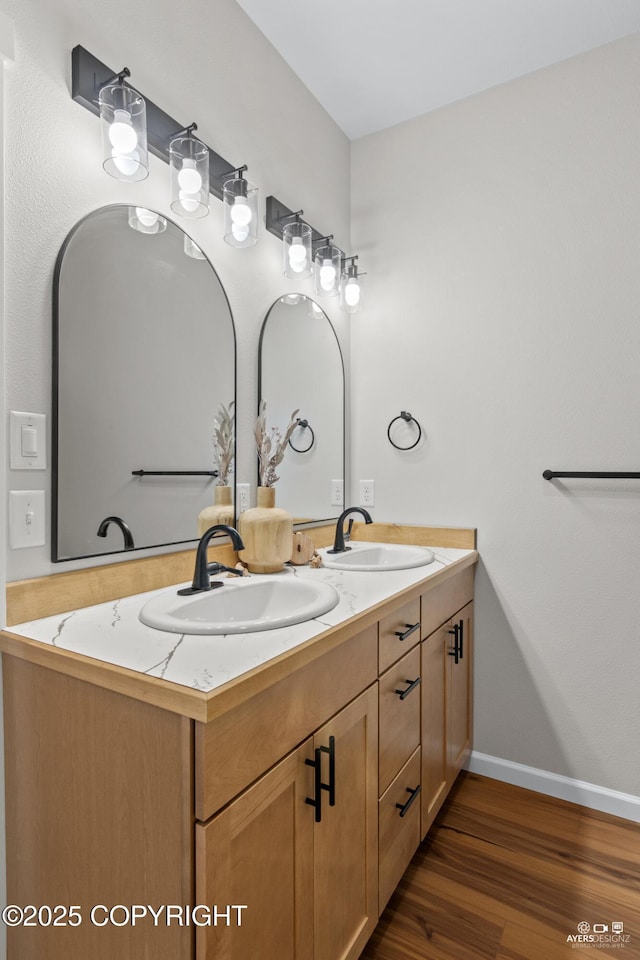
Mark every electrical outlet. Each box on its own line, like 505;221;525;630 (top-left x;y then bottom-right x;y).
236;483;250;515
331;479;344;507
359;479;375;507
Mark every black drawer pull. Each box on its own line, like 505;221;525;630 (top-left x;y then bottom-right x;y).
448;623;460;664
394;677;421;700
305;736;335;823
394;622;420;642
458;617;464;660
395;784;421;818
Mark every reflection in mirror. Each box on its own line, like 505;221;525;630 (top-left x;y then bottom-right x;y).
258;295;344;523
53;205;236;561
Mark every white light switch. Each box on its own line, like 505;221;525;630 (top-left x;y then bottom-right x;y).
21;426;38;457
10;411;46;469
9;490;46;548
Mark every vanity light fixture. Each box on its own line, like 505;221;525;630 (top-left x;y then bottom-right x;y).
128;207;167;234
72;46;250;217
169;124;209;219
313;235;341;297
223;166;258;247
98;67;149;182
282;213;313;279
280;293;304;306
340;256;365;313
265;196;346;286
184;235;206;260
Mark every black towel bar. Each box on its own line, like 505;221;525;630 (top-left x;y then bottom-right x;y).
132;470;219;477
543;470;640;480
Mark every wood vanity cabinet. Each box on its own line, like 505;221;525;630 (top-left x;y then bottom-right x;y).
375;569;475;911
446;602;474;782
421;568;475;838
195;685;379;960
376;599;422;912
1;546;477;960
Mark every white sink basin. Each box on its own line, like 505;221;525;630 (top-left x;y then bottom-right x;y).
139;575;340;635
320;541;435;572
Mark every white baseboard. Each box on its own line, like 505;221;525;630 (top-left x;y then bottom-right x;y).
466;751;640;823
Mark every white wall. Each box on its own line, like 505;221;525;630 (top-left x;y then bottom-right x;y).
0;3;349;953
1;0;351;581
351;34;640;798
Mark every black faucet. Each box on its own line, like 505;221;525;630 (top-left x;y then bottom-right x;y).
97;516;135;550
178;524;245;596
327;507;373;554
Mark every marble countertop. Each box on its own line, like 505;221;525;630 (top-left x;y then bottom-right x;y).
8;546;475;695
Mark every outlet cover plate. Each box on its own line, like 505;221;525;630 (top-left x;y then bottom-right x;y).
359;479;375;507
331;479;344;507
236;483;250;516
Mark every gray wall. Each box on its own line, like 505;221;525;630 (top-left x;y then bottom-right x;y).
0;3;350;955
351;34;640;797
2;0;351;581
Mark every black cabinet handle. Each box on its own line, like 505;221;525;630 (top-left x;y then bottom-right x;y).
326;736;336;808
394;677;421;700
394;622;420;642
305;736;335;822
448;623;460;664
395;784;421;818
305;748;323;822
458;617;464;660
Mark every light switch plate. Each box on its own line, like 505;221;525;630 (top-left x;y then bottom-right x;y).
9;490;46;548
10;411;46;469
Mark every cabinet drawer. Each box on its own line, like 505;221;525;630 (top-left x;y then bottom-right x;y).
195;625;377;821
421;566;474;639
378;597;421;673
378;645;421;795
378;747;421;913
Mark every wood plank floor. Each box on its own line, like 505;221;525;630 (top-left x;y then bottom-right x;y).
361;772;640;960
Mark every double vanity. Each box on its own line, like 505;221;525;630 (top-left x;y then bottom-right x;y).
0;522;477;960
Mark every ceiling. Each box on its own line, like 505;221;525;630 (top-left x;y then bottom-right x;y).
235;0;640;139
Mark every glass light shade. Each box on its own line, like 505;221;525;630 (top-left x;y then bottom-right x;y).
169;134;210;219
279;293;304;306
283;221;312;279
184;235;206;259
128;207;167;235
313;243;341;297
98;82;149;182
340;268;364;313
223;176;258;248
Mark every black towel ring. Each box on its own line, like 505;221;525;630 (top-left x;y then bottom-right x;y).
289;418;315;453
387;411;422;450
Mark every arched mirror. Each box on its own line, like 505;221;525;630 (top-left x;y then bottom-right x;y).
258;295;344;523
53;205;236;561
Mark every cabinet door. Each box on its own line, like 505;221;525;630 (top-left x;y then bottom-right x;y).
447;601;474;782
196;743;314;960
421;623;447;838
313;685;379;960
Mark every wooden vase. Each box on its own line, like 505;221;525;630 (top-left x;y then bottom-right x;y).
238;486;293;574
197;485;234;537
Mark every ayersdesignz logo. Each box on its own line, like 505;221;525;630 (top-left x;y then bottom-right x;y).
567;920;631;948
